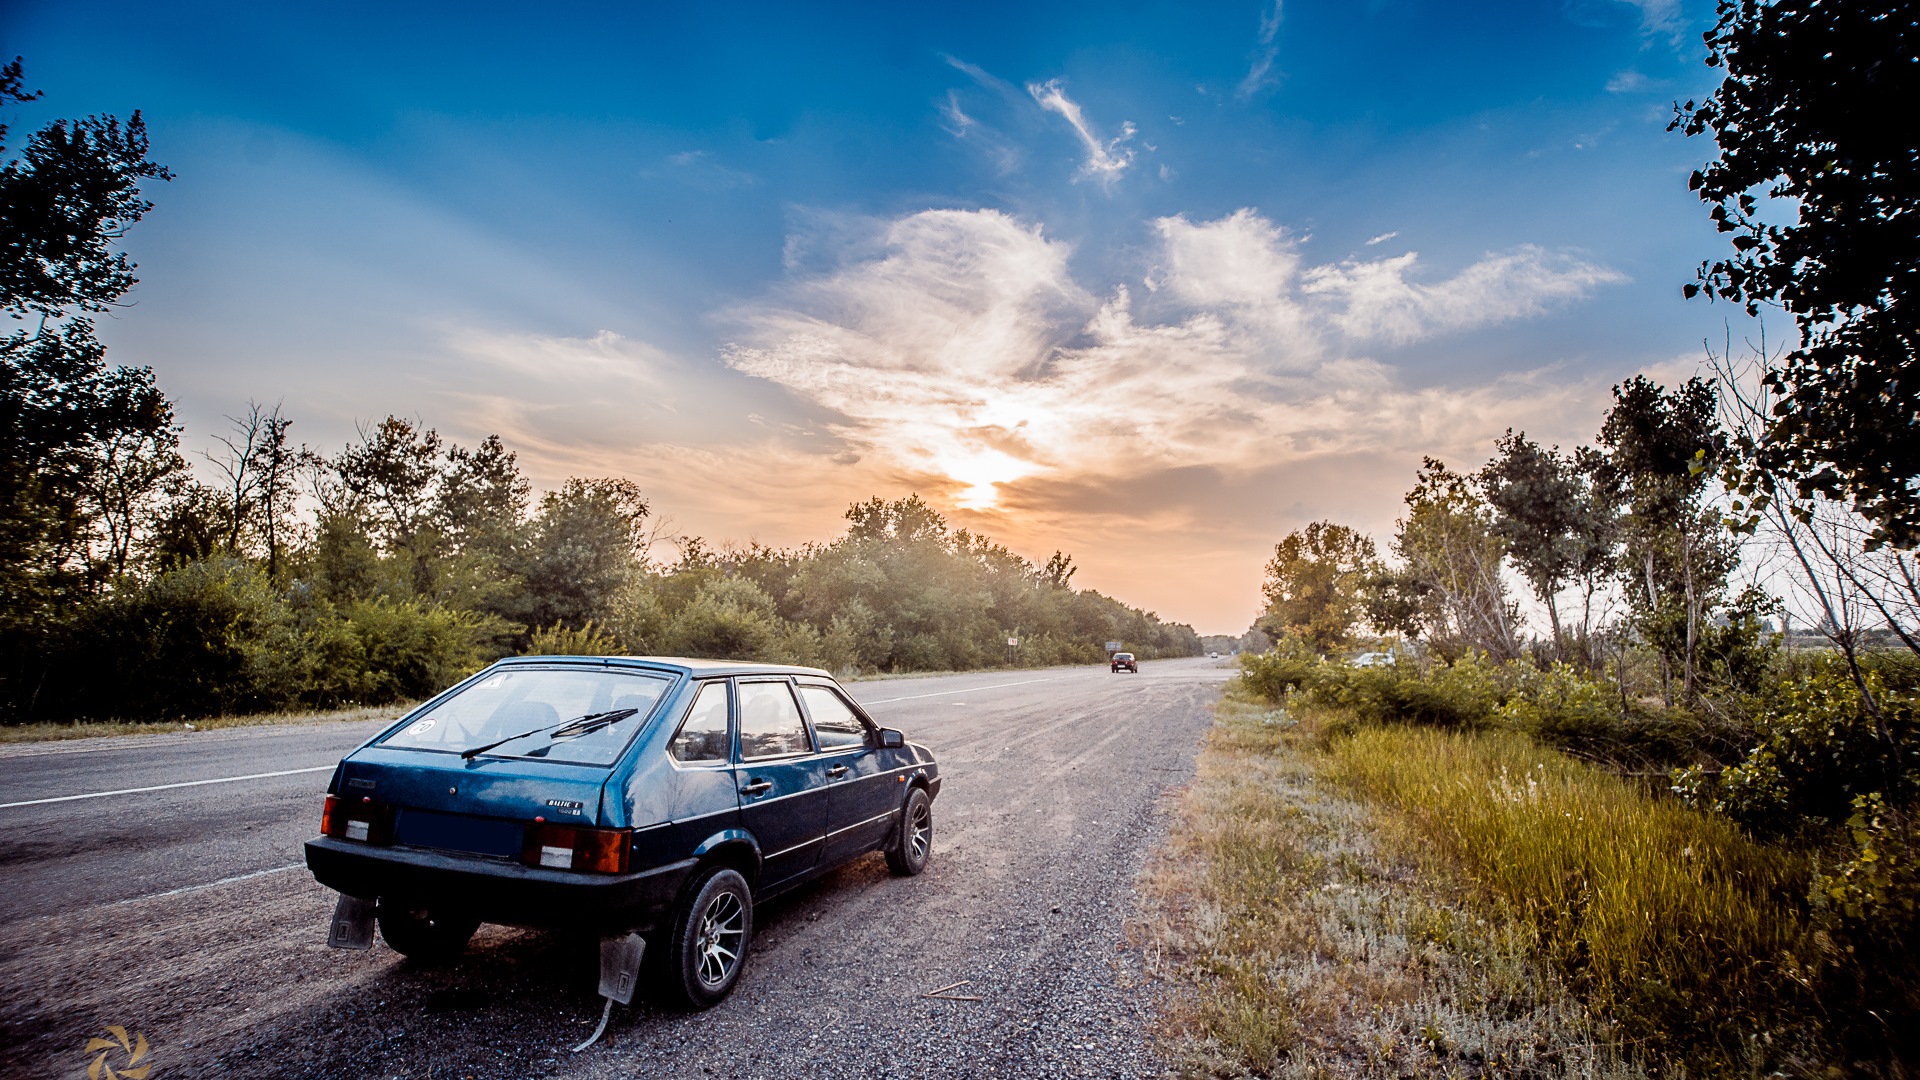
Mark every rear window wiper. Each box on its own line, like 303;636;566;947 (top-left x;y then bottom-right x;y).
458;708;640;760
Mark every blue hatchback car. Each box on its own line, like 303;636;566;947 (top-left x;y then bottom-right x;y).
305;656;939;1009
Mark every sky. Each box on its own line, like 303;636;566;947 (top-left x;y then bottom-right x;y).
2;0;1751;634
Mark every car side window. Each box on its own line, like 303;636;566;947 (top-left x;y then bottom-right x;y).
737;680;813;760
798;685;870;751
670;682;731;763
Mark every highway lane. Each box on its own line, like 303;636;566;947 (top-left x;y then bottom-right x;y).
0;656;1231;1078
0;663;1131;922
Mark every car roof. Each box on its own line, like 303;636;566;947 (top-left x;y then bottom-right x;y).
491;655;834;680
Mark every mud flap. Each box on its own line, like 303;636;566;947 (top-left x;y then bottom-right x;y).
597;932;647;1005
327;894;376;950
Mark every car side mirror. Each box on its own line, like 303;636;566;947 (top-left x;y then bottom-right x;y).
878;728;906;749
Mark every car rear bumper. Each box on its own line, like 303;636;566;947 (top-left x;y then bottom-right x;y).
305;837;696;934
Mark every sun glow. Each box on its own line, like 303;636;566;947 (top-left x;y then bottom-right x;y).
932;445;1042;509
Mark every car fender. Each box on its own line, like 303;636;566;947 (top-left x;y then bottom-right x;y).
691;828;762;872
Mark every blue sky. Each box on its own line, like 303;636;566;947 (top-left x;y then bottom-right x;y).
4;0;1745;632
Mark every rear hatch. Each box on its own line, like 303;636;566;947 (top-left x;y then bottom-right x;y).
338;747;614;860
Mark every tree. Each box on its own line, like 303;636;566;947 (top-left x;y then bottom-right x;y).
511;478;650;633
205;401;295;570
1394;459;1520;661
1597;376;1738;703
1479;431;1618;662
0;58;173;319
1039;550;1077;589
0;60;175;609
1672;1;1920;547
1256;521;1378;653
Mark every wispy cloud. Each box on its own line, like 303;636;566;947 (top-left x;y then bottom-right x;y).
1605;69;1649;93
1237;0;1285;100
1026;78;1136;182
938;91;975;136
644;150;757;188
1365;231;1399;246
1618;0;1684;40
448;328;670;386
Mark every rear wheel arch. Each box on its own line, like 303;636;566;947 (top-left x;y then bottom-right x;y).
689;837;760;893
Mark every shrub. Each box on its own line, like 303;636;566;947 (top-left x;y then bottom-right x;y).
525;621;619;656
1808;793;1920;1064
301;598;499;707
1675;667;1919;836
58;557;302;719
1244;643;1507;730
1237;638;1319;700
661;577;784;660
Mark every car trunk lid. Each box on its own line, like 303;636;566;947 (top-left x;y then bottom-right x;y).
337;747;614;858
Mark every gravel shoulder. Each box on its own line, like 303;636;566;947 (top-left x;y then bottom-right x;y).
0;659;1228;1079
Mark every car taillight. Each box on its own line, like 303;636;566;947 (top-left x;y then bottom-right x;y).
521;821;632;873
321;794;395;844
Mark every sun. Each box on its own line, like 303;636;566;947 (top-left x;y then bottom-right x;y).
932;447;1042;510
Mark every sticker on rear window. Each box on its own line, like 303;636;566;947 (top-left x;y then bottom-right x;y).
406;718;436;736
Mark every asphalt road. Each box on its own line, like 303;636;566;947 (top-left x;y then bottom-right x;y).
0;656;1230;1079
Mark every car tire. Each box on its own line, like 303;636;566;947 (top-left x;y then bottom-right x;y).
661;867;753;1010
376;900;479;962
885;786;933;877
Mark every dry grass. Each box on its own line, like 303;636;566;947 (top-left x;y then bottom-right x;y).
0;702;410;745
1137;690;1643;1078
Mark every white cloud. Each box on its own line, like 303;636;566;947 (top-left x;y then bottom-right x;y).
1237;0;1285;100
1301;245;1627;345
722;208;1623;508
1026;79;1136;182
1365;231;1399;246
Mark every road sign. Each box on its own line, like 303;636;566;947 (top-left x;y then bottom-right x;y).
1105;641;1122;653
1007;637;1019;647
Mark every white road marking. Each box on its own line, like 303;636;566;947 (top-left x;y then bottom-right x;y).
0;765;333;809
110;863;306;906
858;676;1073;705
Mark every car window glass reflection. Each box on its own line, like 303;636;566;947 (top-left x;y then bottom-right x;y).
381;668;670;765
737;681;812;759
798;686;869;751
671;682;731;763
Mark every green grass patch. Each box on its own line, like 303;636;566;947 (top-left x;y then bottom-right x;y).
1322;724;1812;1068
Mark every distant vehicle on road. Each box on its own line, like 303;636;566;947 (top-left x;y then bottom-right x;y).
1208;651;1220;659
1111;652;1138;673
306;656;939;1011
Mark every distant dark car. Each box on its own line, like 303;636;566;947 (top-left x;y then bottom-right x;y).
1111;652;1137;673
306;656;939;1009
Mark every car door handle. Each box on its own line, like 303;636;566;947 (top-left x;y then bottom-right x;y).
741;780;773;796
826;764;849;779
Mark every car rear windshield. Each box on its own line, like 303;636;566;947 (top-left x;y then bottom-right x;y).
381;667;673;766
